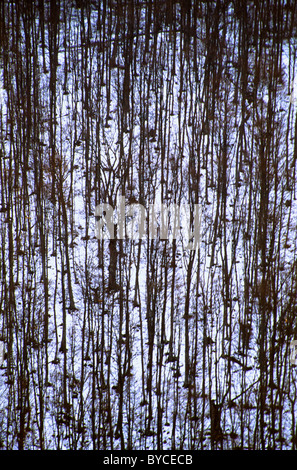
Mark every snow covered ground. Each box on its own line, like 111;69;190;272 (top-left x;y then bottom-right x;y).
0;0;297;450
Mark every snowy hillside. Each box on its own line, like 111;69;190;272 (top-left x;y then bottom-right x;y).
0;0;297;450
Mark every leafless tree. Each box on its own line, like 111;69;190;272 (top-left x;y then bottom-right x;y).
0;0;296;450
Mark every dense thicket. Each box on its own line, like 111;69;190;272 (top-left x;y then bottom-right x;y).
0;0;297;450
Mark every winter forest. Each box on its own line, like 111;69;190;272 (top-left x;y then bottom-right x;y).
1;0;297;451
